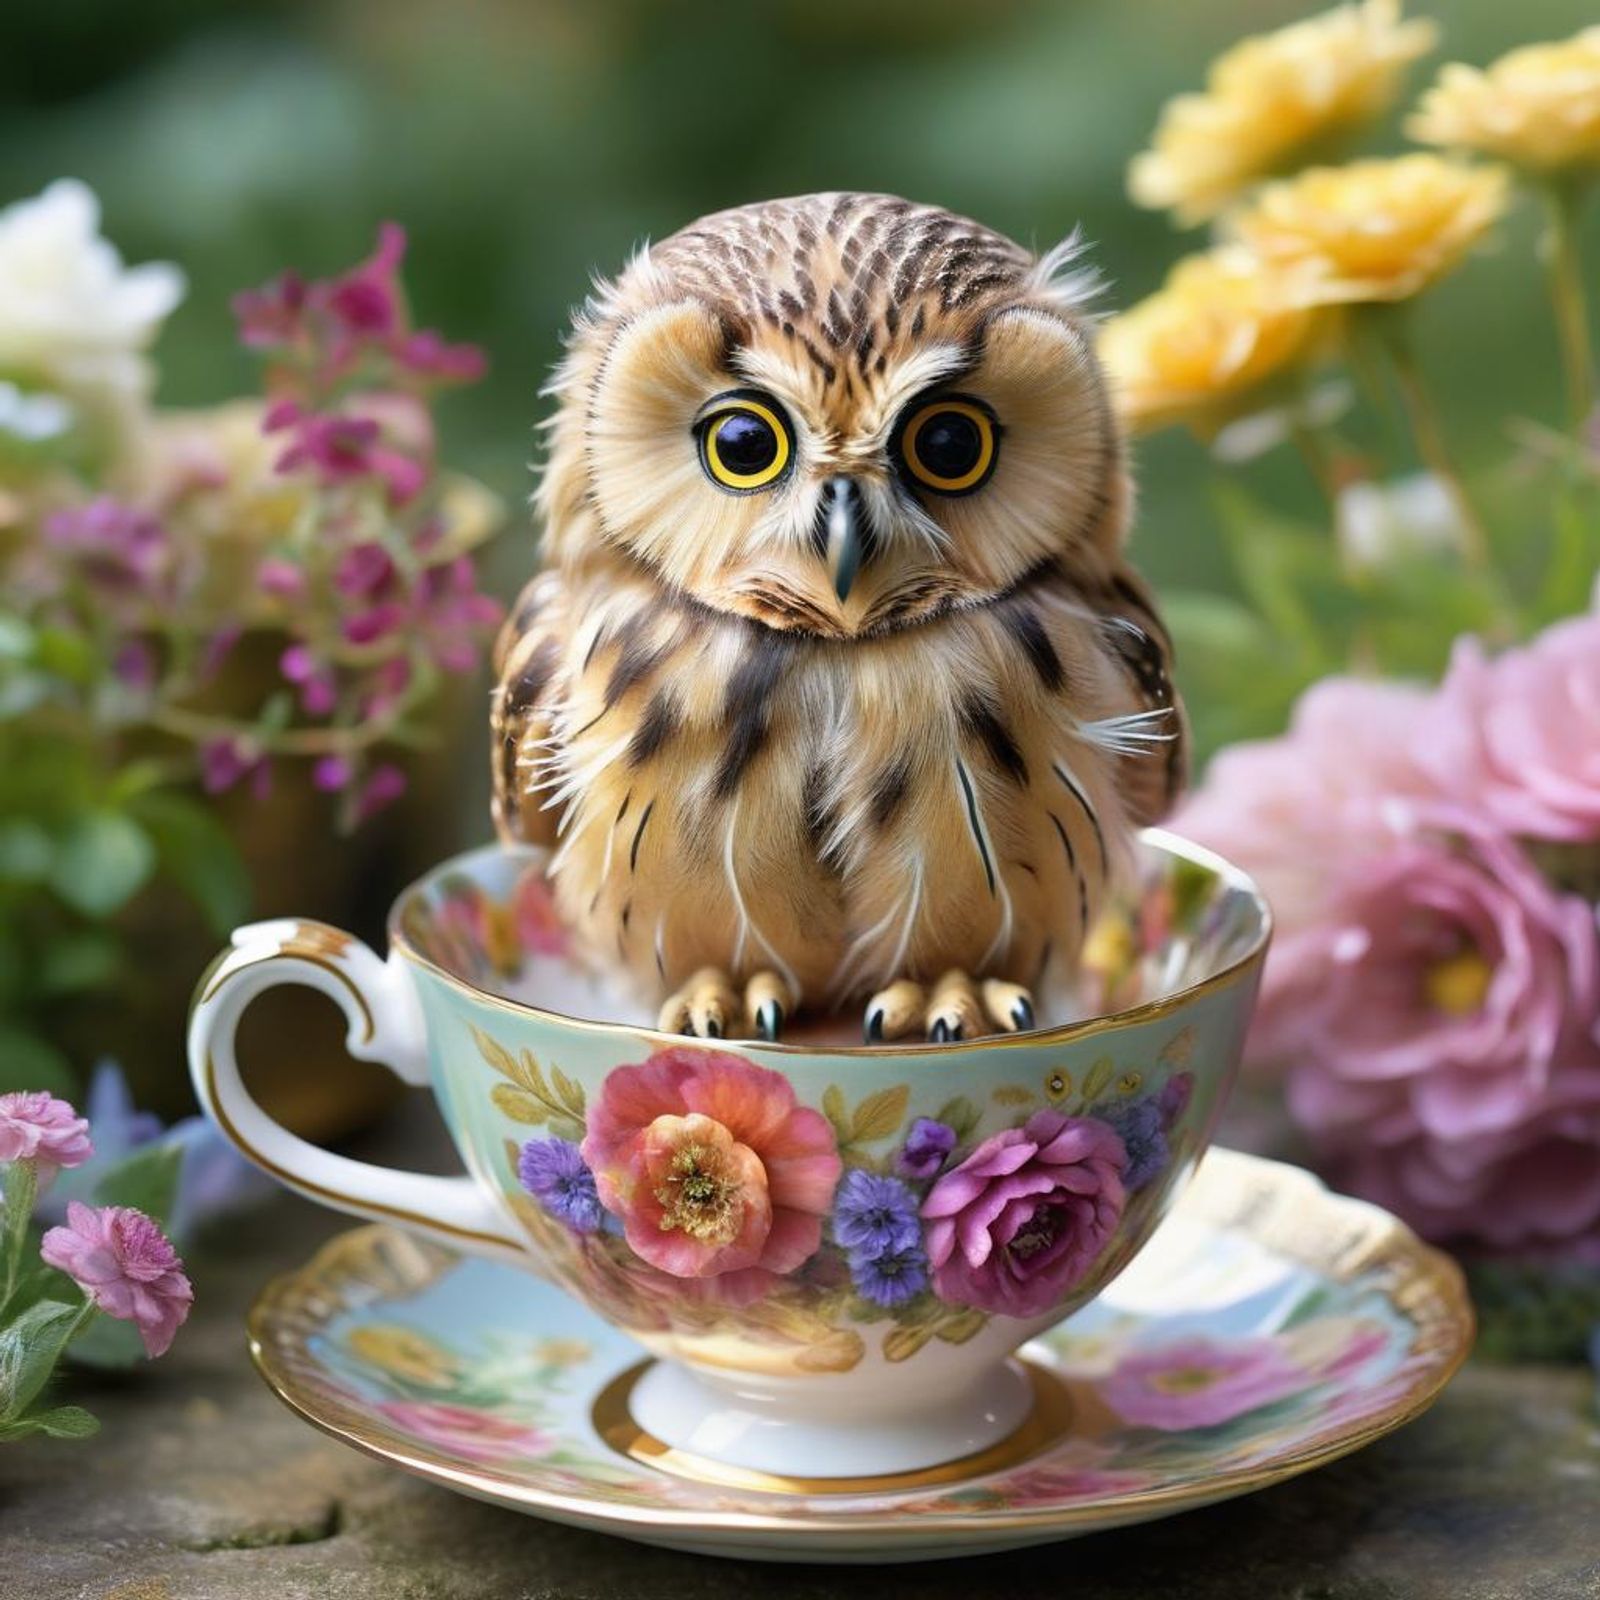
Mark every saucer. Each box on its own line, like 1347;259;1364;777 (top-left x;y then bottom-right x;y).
248;1149;1472;1563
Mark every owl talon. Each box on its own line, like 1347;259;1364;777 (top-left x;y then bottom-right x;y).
659;969;795;1040
863;971;1035;1043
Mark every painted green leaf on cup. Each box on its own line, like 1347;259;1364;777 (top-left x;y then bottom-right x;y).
473;1026;586;1142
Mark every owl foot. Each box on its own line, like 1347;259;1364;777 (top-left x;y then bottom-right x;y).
863;970;1035;1044
657;968;794;1041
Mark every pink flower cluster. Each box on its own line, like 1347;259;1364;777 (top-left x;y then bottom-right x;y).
0;1092;93;1182
1177;608;1600;1254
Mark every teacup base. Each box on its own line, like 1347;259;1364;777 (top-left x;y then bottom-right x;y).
599;1355;1064;1487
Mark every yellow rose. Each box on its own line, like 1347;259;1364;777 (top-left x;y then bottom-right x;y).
1129;0;1437;225
1409;29;1600;176
346;1323;463;1387
1100;248;1324;435
1227;155;1509;306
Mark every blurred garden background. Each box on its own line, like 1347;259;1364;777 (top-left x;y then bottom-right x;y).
8;0;1596;718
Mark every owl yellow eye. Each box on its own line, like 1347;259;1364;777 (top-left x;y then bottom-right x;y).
697;392;793;493
896;396;998;496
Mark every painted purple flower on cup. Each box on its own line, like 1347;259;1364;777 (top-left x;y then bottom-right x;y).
832;1170;923;1257
1100;1334;1310;1430
1157;1071;1194;1129
0;1092;93;1183
851;1246;929;1307
895;1117;957;1181
921;1111;1127;1318
1097;1099;1169;1191
517;1138;603;1235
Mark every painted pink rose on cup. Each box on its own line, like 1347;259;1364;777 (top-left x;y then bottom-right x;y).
0;1092;93;1183
581;1049;841;1301
1101;1334;1310;1430
921;1110;1126;1318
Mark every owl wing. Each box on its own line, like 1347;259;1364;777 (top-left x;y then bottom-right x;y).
1093;560;1188;827
489;575;569;849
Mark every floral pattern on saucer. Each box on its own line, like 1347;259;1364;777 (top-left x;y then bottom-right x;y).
249;1150;1472;1555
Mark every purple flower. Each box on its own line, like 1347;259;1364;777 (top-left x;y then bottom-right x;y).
1098;1099;1169;1191
355;763;407;822
518;1138;602;1234
850;1244;929;1307
232;269;307;349
334;541;397;599
199;737;269;799
922;1111;1127;1319
41;1202;193;1358
1100;1335;1310;1430
0;1092;92;1182
257;557;307;599
43;498;170;595
324;222;407;340
895;1117;957;1181
395;329;488;383
1158;1072;1194;1129
832;1169;922;1258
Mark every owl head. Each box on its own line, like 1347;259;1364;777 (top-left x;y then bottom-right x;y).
540;192;1126;637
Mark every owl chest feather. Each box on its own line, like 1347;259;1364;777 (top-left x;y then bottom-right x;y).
541;580;1141;1003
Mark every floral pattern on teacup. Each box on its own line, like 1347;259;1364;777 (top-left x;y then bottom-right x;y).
471;1027;1204;1371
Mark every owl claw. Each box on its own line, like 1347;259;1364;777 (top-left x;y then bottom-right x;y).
862;972;1037;1044
657;968;795;1041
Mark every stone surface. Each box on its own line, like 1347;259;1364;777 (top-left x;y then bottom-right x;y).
5;1116;1599;1600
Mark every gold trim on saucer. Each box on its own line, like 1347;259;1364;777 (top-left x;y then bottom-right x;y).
591;1356;1074;1495
246;1149;1475;1546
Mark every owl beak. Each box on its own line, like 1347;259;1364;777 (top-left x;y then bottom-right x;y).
820;475;866;603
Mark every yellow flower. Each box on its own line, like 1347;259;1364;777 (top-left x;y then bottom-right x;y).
1228;155;1509;306
1129;0;1437;225
1100;248;1323;435
346;1323;462;1387
1409;29;1600;176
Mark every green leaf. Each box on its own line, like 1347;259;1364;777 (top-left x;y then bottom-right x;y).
0;820;54;884
61;1312;145;1371
932;1096;980;1143
0;1300;84;1421
28;1403;100;1438
30;626;96;687
93;1141;183;1227
126;790;251;936
0;1026;75;1096
37;929;120;996
48;811;155;918
821;1085;850;1145
850;1085;910;1144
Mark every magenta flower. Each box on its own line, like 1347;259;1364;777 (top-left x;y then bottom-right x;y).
199;736;270;799
395;329;487;383
232;268;307;348
279;643;337;716
354;763;407;822
1100;1335;1310;1430
582;1049;841;1299
40;1202;192;1357
42;498;171;596
324;222;407;340
0;1092;92;1182
921;1110;1127;1318
256;557;307;600
1425;615;1600;844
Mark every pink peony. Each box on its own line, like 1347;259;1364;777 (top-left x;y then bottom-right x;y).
582;1049;841;1300
1176;674;1438;943
1100;1335;1311;1430
40;1202;192;1357
375;1400;551;1464
0;1092;92;1182
1272;811;1600;1249
920;1110;1126;1319
1425;616;1600;844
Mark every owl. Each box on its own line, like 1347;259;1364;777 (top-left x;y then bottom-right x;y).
491;193;1184;1043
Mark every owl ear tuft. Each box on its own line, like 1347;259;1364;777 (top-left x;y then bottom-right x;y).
1027;228;1106;320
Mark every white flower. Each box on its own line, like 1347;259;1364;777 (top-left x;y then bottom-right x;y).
0;179;184;409
1336;472;1464;571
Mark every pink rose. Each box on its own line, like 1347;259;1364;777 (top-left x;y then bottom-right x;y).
0;1092;93;1183
1424;616;1600;843
1101;1334;1310;1430
921;1111;1126;1319
40;1202;193;1357
581;1049;841;1300
1277;812;1600;1249
375;1400;551;1464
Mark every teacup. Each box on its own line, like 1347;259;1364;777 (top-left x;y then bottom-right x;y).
189;828;1268;1483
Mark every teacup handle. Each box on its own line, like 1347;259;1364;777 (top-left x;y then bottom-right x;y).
188;918;524;1259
